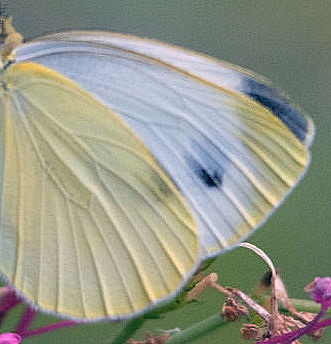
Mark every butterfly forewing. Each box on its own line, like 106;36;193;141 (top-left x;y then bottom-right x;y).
18;31;314;147
14;34;312;257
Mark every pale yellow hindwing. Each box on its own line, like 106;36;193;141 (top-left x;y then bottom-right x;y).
0;62;198;320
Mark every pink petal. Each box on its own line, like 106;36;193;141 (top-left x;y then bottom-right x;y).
310;277;331;308
0;333;21;344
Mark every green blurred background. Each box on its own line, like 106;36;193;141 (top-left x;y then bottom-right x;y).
3;0;331;343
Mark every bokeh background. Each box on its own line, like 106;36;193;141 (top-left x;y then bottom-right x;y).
3;1;331;343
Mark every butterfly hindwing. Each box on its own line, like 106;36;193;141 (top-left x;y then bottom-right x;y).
0;62;198;320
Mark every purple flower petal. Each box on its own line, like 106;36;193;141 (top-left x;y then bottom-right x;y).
0;333;21;344
310;277;331;308
0;287;20;314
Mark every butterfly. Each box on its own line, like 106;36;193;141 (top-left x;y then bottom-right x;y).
0;16;314;321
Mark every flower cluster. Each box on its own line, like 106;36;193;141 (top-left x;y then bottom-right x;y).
308;277;331;309
255;276;331;344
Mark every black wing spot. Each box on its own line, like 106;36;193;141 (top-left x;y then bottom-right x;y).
188;158;223;188
198;167;223;187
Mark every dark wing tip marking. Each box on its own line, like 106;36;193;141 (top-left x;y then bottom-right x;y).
242;78;309;144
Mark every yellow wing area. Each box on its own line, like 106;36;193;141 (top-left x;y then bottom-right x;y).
0;62;198;320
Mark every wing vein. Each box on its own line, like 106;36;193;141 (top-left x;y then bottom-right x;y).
36;163;47;305
66;198;86;317
94;163;175;299
10;95;25;286
87;209;135;314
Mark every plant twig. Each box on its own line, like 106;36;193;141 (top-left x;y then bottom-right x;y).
110;316;145;344
21;320;79;338
229;288;270;323
166;313;227;344
15;306;36;334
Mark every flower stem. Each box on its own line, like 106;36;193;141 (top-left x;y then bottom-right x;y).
0;287;20;325
166;313;227;344
21;320;79;338
283;298;324;313
15;306;36;334
110;316;145;344
310;315;331;332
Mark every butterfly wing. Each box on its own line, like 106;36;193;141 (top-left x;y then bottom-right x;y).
15;32;314;258
16;31;314;148
0;62;198;320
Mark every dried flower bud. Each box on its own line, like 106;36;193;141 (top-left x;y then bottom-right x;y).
221;297;248;322
126;333;169;344
240;323;262;341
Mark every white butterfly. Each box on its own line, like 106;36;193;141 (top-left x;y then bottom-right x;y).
0;19;314;320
